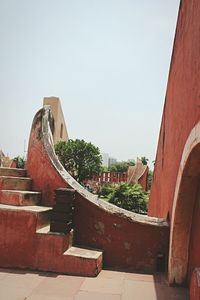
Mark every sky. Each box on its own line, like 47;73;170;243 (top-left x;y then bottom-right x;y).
0;0;180;168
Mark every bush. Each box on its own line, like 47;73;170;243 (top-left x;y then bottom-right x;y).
98;183;116;198
108;183;148;214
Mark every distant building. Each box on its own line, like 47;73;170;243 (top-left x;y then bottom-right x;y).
108;157;117;167
101;153;117;167
101;153;109;167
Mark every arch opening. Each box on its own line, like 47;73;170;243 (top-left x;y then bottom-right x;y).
169;123;200;285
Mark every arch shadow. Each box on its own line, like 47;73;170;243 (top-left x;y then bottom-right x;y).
169;122;200;285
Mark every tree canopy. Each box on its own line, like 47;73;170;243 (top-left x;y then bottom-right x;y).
55;139;102;183
140;156;149;165
108;160;135;172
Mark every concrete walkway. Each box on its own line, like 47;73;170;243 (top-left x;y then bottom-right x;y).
0;268;189;300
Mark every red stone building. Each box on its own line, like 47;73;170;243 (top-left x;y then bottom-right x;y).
148;0;200;298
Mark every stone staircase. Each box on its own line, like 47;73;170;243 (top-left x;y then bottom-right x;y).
0;167;40;206
0;167;103;277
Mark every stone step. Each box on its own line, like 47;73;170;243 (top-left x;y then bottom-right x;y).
33;234;102;276
0;204;52;230
36;226;74;252
0;167;27;177
0;176;32;191
63;246;103;277
0;190;41;206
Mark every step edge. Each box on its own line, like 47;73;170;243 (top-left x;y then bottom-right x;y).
0;190;41;195
0;176;31;180
0;204;52;213
64;246;103;259
0;167;26;171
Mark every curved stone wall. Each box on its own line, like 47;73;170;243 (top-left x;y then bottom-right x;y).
27;105;169;272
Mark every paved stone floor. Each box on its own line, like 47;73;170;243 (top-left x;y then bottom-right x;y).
0;268;189;300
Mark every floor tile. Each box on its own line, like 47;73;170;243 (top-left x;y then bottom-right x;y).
0;283;31;300
98;269;125;280
0;268;189;300
80;277;123;295
75;291;121;300
1;272;44;289
124;272;155;282
122;280;157;300
30;275;84;298
122;279;189;300
26;295;73;300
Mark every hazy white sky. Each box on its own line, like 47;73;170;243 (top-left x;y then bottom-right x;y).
0;0;180;166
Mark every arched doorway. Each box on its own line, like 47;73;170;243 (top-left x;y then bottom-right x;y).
168;122;200;285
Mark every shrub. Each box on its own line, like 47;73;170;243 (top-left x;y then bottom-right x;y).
98;183;116;198
108;183;148;214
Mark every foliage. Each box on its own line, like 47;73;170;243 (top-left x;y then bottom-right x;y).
55;139;102;183
108;183;148;214
140;156;149;165
98;183;116;198
14;156;25;169
127;159;136;166
147;169;153;191
101;166;109;172
108;160;135;172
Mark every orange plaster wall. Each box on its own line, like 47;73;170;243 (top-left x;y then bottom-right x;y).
0;208;97;276
148;0;200;219
73;193;169;273
27;109;67;207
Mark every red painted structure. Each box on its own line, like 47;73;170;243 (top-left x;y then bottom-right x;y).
92;172;128;184
190;268;200;300
25;106;169;273
88;167;148;191
148;0;200;220
0;206;101;276
137;167;148;191
147;0;200;295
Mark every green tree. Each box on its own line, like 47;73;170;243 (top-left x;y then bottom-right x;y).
55;139;102;183
108;183;148;214
108;160;135;172
140;156;149;165
101;165;109;172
